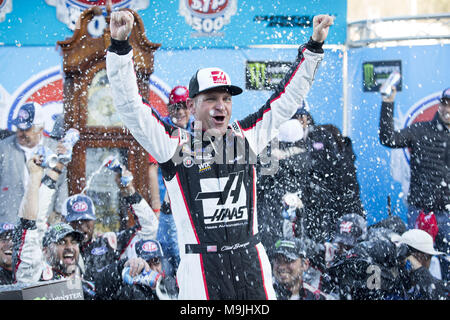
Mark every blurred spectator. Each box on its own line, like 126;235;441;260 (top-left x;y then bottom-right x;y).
291;107;345;243
94;239;177;300
396;229;449;300
271;237;329;300
379;86;449;281
325;213;368;268
414;211;443;279
152;85;192;276
63;166;159;295
0;222;14;285
0;103;67;225
318;124;365;216
323;227;407;300
11;156;94;296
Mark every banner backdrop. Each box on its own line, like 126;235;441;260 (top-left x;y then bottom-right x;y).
0;45;344;134
347;44;450;224
0;0;347;47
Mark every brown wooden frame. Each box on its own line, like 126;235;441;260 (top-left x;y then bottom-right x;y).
57;6;161;209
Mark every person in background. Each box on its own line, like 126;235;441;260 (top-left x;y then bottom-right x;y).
94;238;177;300
397;229;449;300
0;103;68;226
291;107;343;243
11;155;91;295
0;222;14;285
379;86;449;281
318;124;365;217
64;165;159;294
153;86;192;277
272;237;330;300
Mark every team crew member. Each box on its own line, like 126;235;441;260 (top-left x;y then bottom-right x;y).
64;167;159;290
107;11;333;300
12;156;84;283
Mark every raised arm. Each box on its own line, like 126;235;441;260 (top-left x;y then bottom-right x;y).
106;10;181;163
379;86;416;148
236;15;334;155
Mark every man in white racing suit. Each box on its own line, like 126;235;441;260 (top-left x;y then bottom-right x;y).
106;11;333;300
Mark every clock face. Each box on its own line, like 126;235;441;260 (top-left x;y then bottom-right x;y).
87;69;123;127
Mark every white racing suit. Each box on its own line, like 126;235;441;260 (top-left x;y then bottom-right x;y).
106;37;324;299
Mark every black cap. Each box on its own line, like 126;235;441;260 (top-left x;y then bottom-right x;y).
334;213;367;247
42;223;84;248
189;67;243;98
135;239;163;261
273;238;308;260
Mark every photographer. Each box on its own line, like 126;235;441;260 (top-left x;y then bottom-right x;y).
396;229;449;300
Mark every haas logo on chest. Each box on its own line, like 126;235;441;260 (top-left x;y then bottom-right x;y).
195;171;248;227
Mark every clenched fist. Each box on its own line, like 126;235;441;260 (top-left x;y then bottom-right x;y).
110;10;134;41
311;14;334;43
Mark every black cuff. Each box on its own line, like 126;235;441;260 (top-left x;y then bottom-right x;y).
19;218;37;230
305;37;324;54
108;38;133;55
41;175;58;189
123;192;142;205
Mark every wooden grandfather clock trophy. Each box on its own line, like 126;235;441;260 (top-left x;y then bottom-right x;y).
57;6;160;231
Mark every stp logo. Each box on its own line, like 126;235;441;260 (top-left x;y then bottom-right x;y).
180;0;238;34
72;201;88;213
211;70;228;84
142;241;158;252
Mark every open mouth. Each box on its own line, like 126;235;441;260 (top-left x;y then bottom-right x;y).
4;249;12;256
212;115;225;124
63;252;75;265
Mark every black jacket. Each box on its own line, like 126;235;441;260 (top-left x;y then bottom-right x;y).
0;266;12;285
379;102;450;212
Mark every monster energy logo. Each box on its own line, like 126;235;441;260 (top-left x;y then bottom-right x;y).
246;61;292;90
362;60;402;92
363;63;375;90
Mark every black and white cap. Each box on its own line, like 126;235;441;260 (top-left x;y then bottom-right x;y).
189;67;243;98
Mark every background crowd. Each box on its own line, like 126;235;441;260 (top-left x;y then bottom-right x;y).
0;83;448;300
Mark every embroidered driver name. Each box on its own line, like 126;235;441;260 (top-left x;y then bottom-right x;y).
195;171;248;227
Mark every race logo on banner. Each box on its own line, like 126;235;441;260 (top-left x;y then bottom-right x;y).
179;0;237;36
389;91;442;201
0;0;12;23
45;0;149;34
7;66;64;136
6;66;171;134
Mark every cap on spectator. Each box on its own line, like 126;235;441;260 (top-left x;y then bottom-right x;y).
189;67;243;98
12;102;45;131
169;86;189;105
42;223;84;247
440;87;450;103
135;239;163;261
334;213;367;247
415;210;439;242
0;223;14;238
400;229;444;256
273;238;308;261
63;194;96;222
